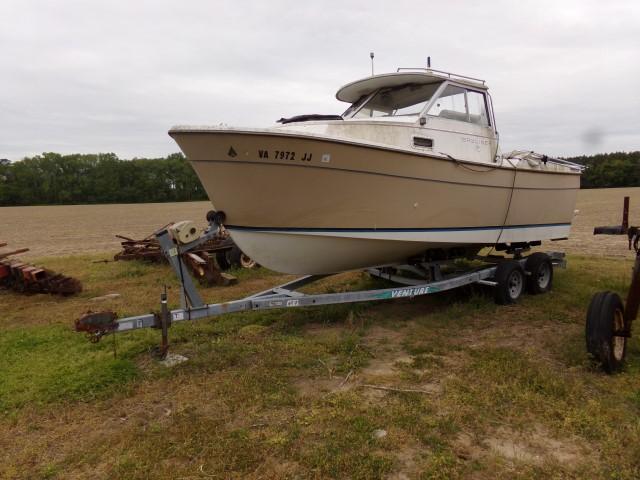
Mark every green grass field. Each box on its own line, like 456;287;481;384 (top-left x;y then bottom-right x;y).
1;253;639;479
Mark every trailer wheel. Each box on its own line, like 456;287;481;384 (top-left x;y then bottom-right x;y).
525;252;553;294
586;291;627;373
494;260;525;305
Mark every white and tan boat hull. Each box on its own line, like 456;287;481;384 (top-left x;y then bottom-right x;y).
170;128;580;274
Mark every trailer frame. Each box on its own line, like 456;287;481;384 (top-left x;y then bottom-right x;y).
75;218;566;356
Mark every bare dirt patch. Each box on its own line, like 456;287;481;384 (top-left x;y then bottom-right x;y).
456;424;589;467
560;187;640;258
293;376;354;397
387;437;424;480
360;325;413;379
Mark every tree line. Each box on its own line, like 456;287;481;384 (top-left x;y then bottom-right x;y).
0;150;638;206
565;151;640;189
0;152;208;206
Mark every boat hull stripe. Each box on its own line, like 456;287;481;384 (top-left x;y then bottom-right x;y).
225;222;570;233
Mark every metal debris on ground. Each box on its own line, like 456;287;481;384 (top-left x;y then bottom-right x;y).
0;243;83;296
75;310;118;342
113;223;256;287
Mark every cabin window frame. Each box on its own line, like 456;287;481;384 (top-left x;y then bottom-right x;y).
419;81;494;130
342;79;496;133
342;91;378;118
345;82;442;119
465;89;492;127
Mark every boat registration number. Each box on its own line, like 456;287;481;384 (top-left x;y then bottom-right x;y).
258;149;313;161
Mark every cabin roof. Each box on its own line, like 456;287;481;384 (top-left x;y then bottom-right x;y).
336;71;488;103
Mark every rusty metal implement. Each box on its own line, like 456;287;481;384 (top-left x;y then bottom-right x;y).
114;224;237;287
75;311;119;342
587;196;640;372
0;243;82;296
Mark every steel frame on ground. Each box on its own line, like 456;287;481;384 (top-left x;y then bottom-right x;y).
109;232;566;336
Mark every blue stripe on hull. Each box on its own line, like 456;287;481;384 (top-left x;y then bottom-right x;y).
225;222;571;233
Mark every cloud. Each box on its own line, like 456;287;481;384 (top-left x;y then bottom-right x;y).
1;0;639;160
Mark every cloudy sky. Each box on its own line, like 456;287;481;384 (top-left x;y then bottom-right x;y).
1;0;639;161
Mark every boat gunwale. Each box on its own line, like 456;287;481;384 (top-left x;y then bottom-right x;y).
170;127;583;177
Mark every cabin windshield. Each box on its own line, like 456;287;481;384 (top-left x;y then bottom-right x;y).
345;82;442;119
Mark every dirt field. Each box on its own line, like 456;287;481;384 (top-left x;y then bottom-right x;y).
561;187;640;257
2;189;640;479
0;201;211;258
1;187;640;259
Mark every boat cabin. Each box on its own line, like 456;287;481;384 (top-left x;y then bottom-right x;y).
337;70;497;163
338;70;493;125
278;69;500;165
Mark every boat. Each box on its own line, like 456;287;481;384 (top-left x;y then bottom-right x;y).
169;66;582;275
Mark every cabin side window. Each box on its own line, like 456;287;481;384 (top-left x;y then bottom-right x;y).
427;85;490;127
467;90;490;127
427;85;467;121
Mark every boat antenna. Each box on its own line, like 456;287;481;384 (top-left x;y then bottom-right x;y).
427;56;431;69
370;51;375;76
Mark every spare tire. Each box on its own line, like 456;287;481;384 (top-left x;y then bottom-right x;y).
586;291;627;373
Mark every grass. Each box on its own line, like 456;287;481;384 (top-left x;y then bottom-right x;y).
0;325;139;412
1;253;640;479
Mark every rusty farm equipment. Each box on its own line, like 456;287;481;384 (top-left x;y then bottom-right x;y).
0;243;82;296
113;221;257;287
587;196;640;373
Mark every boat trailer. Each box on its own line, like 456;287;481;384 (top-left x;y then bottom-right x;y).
76;213;565;357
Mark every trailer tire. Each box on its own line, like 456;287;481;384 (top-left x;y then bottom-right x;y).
586;291;627;374
525;252;553;294
586;291;606;358
493;260;525;305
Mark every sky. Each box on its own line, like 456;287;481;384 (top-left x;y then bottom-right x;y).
1;0;639;161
